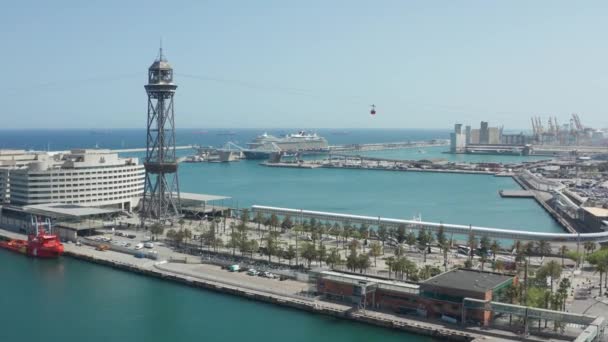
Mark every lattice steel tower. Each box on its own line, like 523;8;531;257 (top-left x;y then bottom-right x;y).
141;46;181;224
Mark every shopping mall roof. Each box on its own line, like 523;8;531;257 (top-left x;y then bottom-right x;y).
582;206;608;218
421;268;513;294
177;192;231;203
22;203;121;219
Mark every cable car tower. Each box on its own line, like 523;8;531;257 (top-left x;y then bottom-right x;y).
141;45;181;225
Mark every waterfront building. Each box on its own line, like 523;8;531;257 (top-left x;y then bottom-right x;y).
488;127;501;144
3;149;144;210
501;133;529;145
420;269;516;325
480;121;489;144
579;207;608;232
315;269;516;326
450;124;467;153
465;125;472;145
470;129;480;144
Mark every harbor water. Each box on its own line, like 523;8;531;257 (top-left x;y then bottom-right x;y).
0;249;433;342
0;128;563;341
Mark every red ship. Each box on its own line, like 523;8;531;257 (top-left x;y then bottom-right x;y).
0;218;64;258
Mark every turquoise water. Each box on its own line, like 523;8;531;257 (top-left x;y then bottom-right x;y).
0;249;433;342
180;159;562;233
0;128;563;341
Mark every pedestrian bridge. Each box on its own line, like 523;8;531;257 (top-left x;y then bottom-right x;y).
251;205;608;244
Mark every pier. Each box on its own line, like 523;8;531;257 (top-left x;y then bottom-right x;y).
111;145;195;153
499;190;534;198
328;139;448;153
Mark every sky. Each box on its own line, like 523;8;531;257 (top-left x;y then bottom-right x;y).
1;0;608;130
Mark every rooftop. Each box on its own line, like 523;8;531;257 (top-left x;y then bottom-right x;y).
421;268;513;293
178;192;231;203
582;206;608;218
23;203;121;219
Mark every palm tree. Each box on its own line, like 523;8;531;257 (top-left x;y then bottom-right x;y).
543;260;562;293
536;240;552;259
150;223;164;241
369;241;382;267
490;240;500;262
480;254;489;271
357;253;371;273
385;256;395;279
440;240;450;272
467;231;477;262
406;231;417;252
559;245;568;267
325;248;342;268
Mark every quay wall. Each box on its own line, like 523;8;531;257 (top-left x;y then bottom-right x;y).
59;250;474;341
512;175;577;234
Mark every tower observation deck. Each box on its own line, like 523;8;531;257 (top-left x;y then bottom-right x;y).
141;46;181;223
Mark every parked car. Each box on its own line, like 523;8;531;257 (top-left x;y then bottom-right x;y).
144;242;154;249
127;234;137;239
247;269;259;276
228;264;240;272
134;243;144;250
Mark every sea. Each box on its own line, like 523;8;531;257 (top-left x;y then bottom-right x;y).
0;128;561;341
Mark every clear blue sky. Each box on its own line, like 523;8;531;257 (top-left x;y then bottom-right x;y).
2;0;608;130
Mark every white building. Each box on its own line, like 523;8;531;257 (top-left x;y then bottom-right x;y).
2;149;144;211
450;124;467;153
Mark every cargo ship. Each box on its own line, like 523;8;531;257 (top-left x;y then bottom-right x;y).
0;219;64;258
243;131;329;159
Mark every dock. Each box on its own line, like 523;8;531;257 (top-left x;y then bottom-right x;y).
329;139;448;153
499;190;534;198
260;162;323;169
113;145;195;153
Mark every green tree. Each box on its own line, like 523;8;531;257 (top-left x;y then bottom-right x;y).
300;242;317;268
178;218;186;230
369;241;382;267
357;253;371;273
436;224;446;246
385;256;395;279
490;240;500;262
559;245;569;267
150;223;164;240
417;228;432;263
346;249;358;272
265;232;280;263
240;208;250;226
269;213;279;232
325;248;342;268
377;224;388;248
479;235;491;256
406;231;417;251
317;244;327;266
284;245;296;266
467;231;477;261
536;240;552;259
538;260;562;293
253;211;264;234
587;249;608;293
281;215;293;230
397;224;407;243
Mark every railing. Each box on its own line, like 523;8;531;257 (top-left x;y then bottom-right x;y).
251;205;608;243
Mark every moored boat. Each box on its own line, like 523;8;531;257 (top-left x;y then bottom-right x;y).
0;219;64;258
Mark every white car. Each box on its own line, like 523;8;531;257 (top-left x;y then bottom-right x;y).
247;269;259;276
134;243;144;250
144;242;154;248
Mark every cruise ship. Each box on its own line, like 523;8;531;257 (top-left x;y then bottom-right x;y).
243;131;329;159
